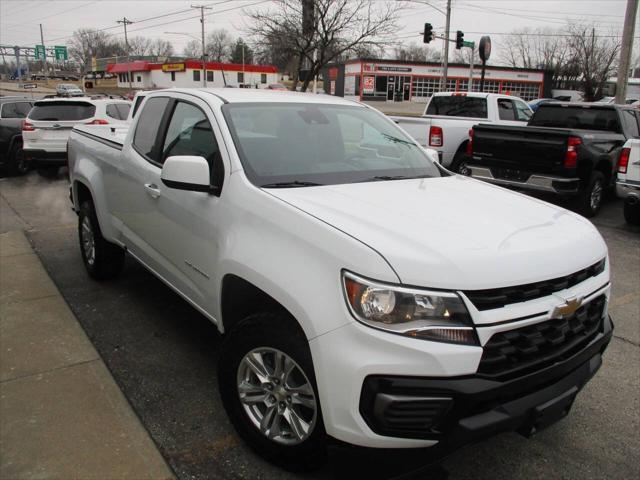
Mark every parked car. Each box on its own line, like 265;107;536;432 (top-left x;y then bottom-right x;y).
528;98;555;112
467;103;640;216
67;88;612;474
0;97;33;175
616;138;640;225
391;92;533;173
55;83;84;97
22;98;131;177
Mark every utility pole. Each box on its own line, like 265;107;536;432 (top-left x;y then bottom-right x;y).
615;0;638;104
440;0;451;92
117;17;133;89
191;4;212;87
39;24;47;82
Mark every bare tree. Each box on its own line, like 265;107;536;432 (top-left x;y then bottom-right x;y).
148;39;174;57
247;0;401;91
498;24;621;100
206;29;234;62
128;36;152;57
230;38;254;64
69;29;125;70
394;42;439;62
567;25;620;101
183;39;201;59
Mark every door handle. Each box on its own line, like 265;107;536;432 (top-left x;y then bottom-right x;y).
144;183;161;199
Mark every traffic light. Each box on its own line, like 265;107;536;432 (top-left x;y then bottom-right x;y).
423;23;433;44
455;30;464;49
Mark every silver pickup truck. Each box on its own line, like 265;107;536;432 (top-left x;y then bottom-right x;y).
391;92;532;173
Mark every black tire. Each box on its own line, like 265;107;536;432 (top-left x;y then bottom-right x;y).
7;142;30;176
37;166;60;178
576;171;605;218
218;313;326;471
623;200;640;225
78;199;125;280
449;148;471;176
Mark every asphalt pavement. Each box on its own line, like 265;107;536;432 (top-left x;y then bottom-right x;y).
0;170;638;480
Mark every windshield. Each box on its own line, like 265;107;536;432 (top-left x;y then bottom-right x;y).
529;105;620;132
223;103;443;187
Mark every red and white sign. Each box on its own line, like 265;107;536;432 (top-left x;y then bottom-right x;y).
363;76;375;94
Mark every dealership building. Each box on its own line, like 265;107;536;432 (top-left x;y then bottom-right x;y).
323;58;552;103
106;59;279;89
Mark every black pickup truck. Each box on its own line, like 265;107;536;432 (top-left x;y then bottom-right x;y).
466;103;640;216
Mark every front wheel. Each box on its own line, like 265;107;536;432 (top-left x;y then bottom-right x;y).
78;200;125;280
218;313;326;471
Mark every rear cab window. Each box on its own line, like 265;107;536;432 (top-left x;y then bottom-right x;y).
132;97;171;162
29;101;96;121
1;101;32;119
426;96;488;118
529;105;621;132
106;103;131;120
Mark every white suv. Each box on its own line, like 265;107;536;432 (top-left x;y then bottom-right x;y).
22;98;131;176
55;83;84;97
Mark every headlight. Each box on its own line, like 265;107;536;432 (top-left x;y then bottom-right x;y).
342;271;478;345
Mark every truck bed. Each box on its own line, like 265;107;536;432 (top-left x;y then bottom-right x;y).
72;124;128;149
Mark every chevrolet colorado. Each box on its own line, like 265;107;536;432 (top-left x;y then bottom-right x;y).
467;103;640;217
67;88;613;472
391;92;532;172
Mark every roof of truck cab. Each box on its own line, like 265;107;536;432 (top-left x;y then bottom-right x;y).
161;88;365;107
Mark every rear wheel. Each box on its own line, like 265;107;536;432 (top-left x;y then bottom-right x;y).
576;171;605;218
219;313;326;471
450;148;472;176
623;199;640;225
7;142;30;176
78;199;125;280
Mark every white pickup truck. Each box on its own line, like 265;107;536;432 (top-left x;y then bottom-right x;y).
391;92;533;173
616;138;640;225
67;88;612;474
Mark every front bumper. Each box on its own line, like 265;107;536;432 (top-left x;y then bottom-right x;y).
24;149;67;166
469;165;580;195
359;315;612;449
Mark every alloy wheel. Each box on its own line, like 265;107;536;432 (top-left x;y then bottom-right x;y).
81;216;96;266
237;347;317;445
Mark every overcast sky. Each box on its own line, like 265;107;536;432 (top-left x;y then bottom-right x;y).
0;0;633;65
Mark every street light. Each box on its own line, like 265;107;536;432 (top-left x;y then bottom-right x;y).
164;31;206;87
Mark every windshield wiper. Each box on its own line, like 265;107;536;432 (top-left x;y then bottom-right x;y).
360;174;432;182
260;180;324;188
381;133;418;146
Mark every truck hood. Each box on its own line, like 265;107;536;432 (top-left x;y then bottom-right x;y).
267;176;607;290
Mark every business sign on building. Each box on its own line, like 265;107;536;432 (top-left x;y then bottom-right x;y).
377;66;412;72
162;63;186;73
363;76;375;94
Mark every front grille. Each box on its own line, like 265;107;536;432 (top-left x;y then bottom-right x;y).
478;295;606;379
464;259;605;311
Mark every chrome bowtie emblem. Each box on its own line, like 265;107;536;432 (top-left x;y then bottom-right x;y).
552;295;583;318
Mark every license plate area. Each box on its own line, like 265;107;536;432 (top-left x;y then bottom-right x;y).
519;386;578;437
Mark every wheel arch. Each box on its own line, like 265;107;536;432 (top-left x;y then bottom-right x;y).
220;273;307;340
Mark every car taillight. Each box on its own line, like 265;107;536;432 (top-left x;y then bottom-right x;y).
466;128;474;156
564;136;581;169
618;147;631;174
86;119;109;125
22;120;35;131
429;126;443;147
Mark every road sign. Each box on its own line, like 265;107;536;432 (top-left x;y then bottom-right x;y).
463;41;475;48
22;83;37;89
54;45;68;60
35;44;45;60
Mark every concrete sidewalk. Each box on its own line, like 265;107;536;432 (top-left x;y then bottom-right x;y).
0;231;173;480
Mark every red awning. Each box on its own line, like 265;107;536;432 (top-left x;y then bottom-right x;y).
106;61;152;73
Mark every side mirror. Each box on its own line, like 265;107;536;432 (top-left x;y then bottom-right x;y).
161;155;212;193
